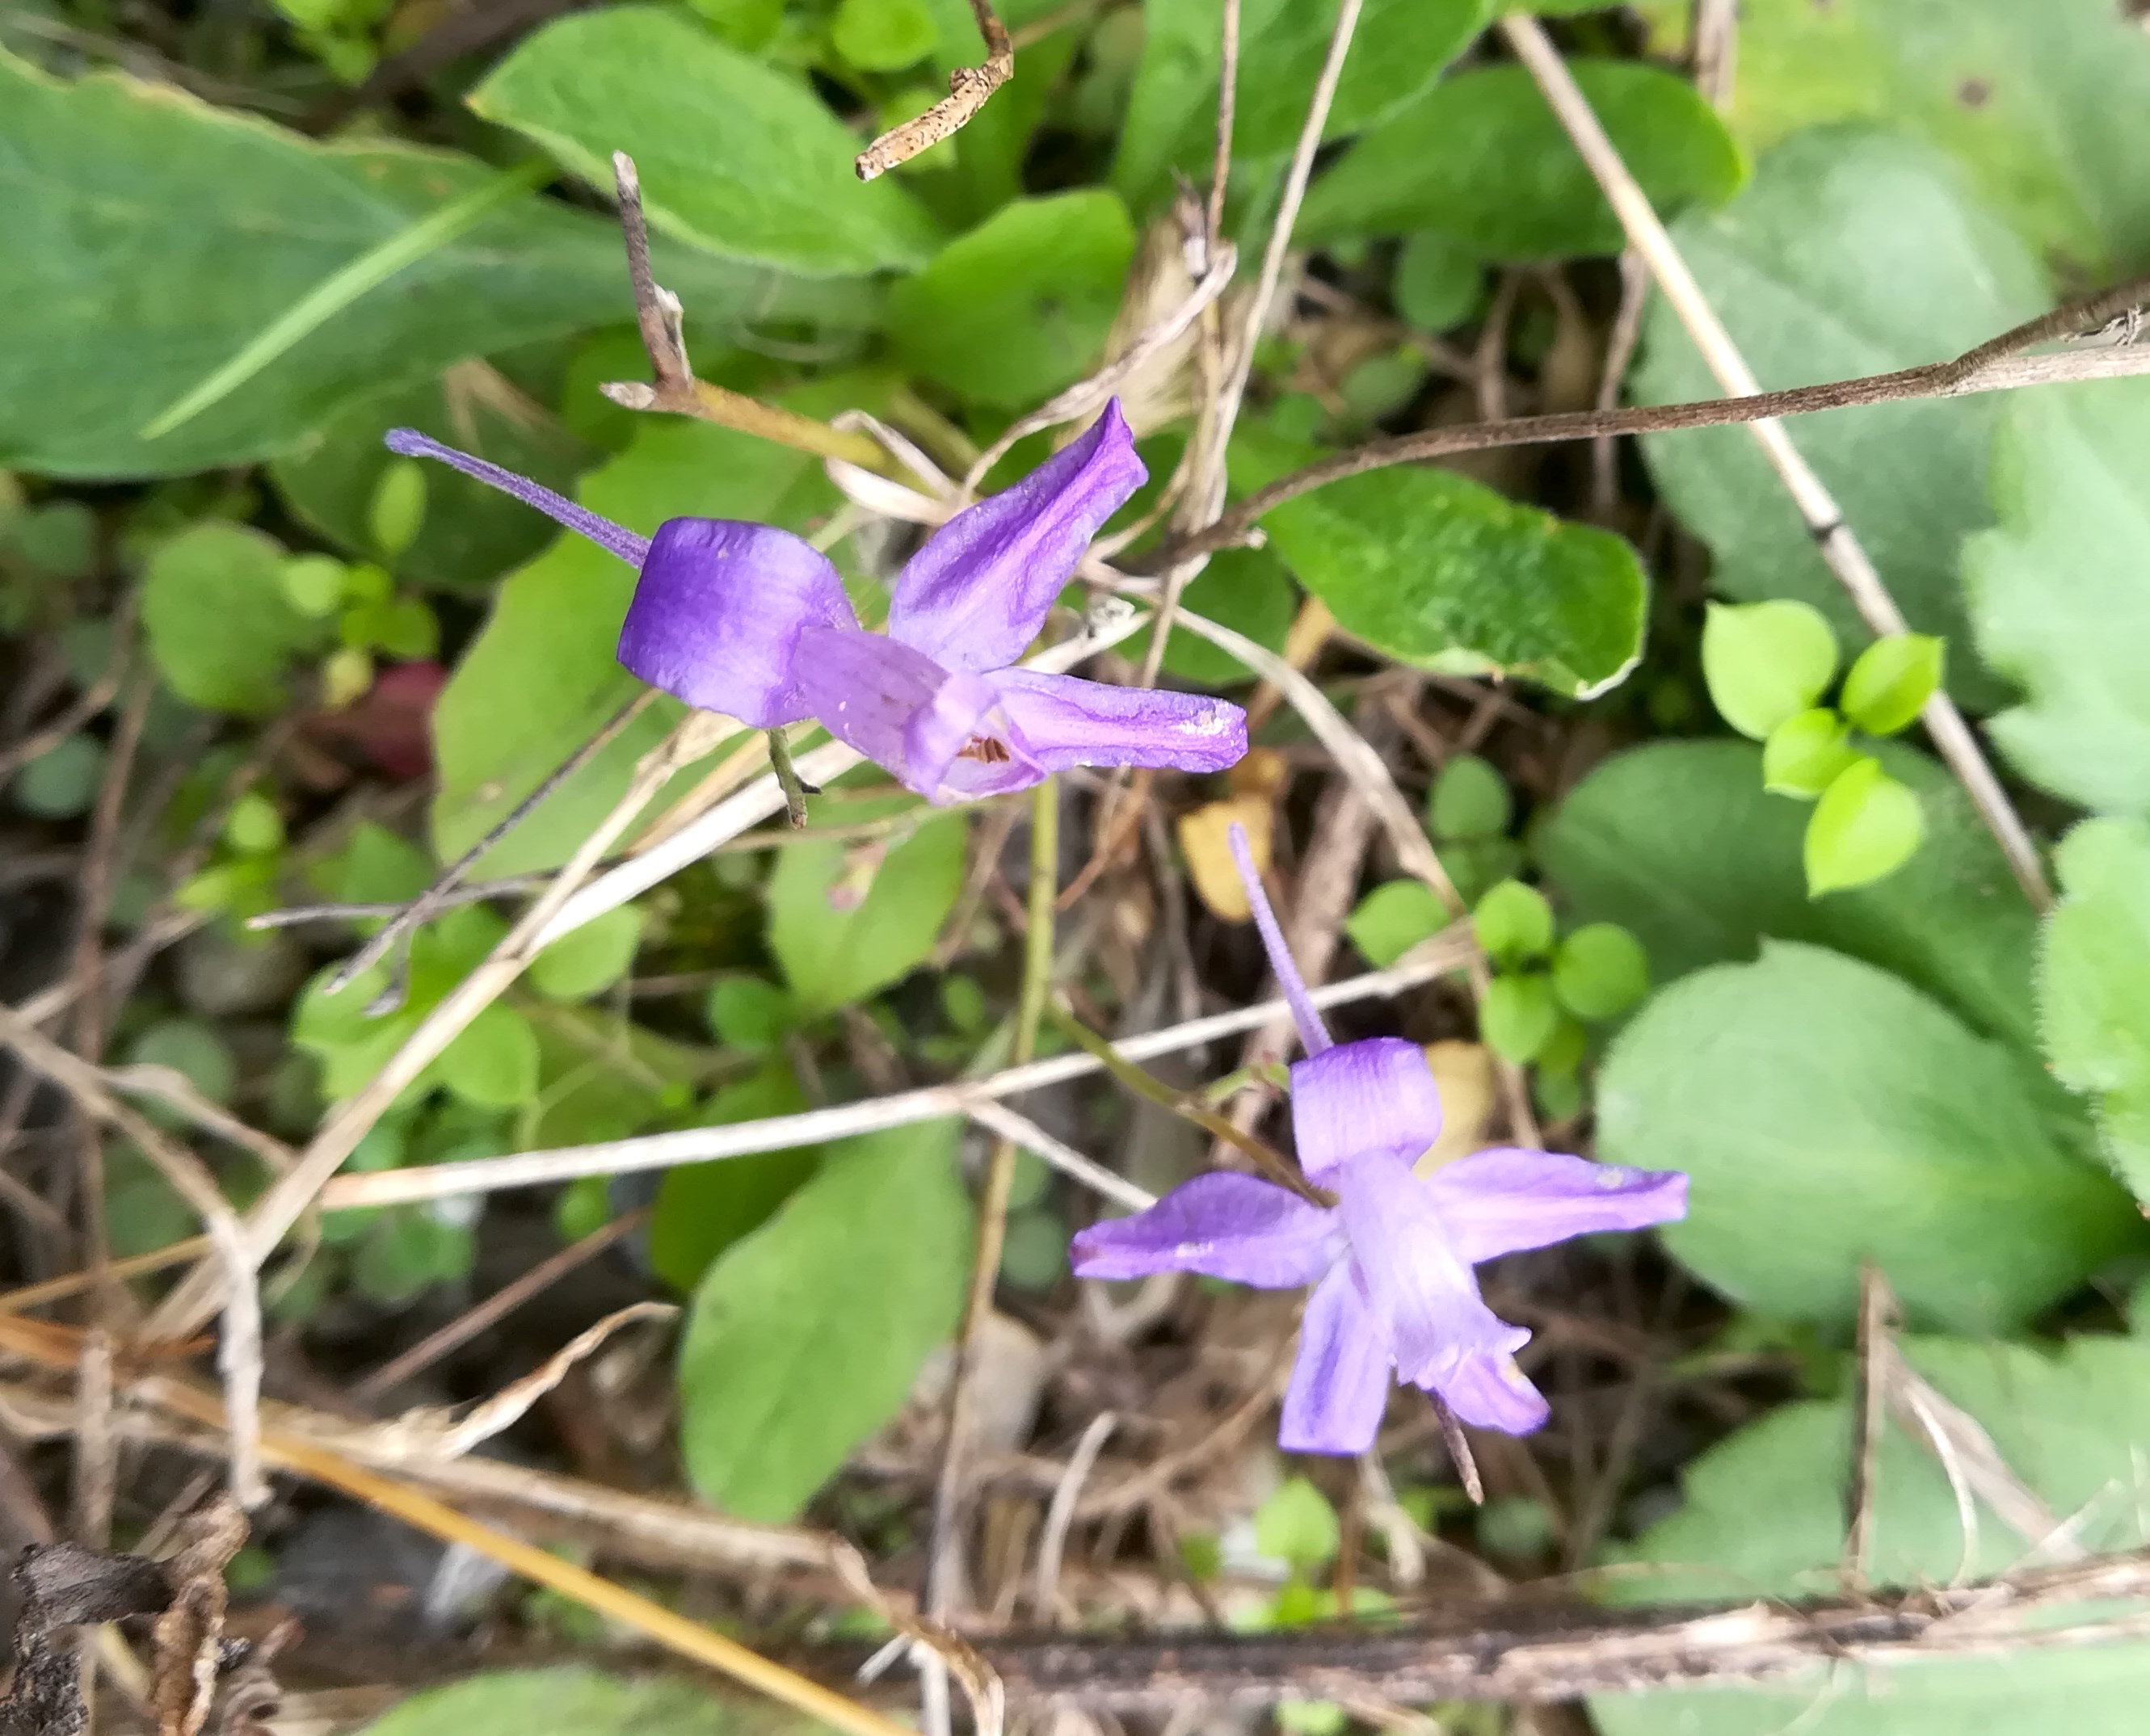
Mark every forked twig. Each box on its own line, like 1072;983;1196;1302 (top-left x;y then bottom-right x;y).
855;0;1013;181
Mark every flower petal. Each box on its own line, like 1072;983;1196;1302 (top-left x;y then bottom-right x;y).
1280;1264;1394;1455
1426;1349;1550;1435
886;401;1145;671
385;429;650;568
791;625;1041;803
989;670;1248;774
1290;1037;1443;1179
616;520;856;726
1231;821;1333;1056
1332;1150;1526;1389
1428;1150;1689;1266
1071;1172;1339;1287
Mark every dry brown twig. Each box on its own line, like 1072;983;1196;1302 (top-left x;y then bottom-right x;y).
854;0;1013;181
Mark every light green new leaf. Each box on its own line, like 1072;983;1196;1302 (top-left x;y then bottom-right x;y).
1344;881;1449;969
142;525;326;716
0;47;853;477
887;192;1135;408
430;1003;541;1109
1298;61;1744;257
1761;708;1858;798
1699;599;1838;741
1595;941;2139;1334
767;809;968;1015
1113;0;1487;212
1839;632;1944;737
2039;818;2150;1201
1594;1335;2150;1736
1538;740;2038;1049
1651;0;2150;276
1803;755;1925;897
1966;378;2150;813
355;1669;750;1736
677;1120;971;1522
469;6;940;276
1630;128;2047;706
1231;424;1645;699
529;905;644;1002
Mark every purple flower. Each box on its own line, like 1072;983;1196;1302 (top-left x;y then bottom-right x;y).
1071;828;1686;1455
383;404;1246;805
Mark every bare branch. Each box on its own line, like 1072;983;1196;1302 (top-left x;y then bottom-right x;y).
855;0;1013;181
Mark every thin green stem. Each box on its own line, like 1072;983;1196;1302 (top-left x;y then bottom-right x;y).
767;729;815;829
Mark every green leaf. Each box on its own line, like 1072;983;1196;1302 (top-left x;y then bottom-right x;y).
1391;232;1484;332
1676;0;2150;277
706;976;800;1053
887;192;1135;409
1538;740;2040;1049
357;1207;474;1304
767;812;968;1015
124;1019;238;1111
1252;1477;1341;1571
1130;546;1298;687
1804;755;1925;897
2038;818;2150;1200
469;6;939;276
431;1003;541;1108
1841;633;1943;737
1298;61;1745;256
1473;880;1555;967
1700;600;1838;740
430;389;873;874
142;524;324;716
1231;423;1646;700
1551;924;1649;1022
1596;941;2139;1333
1630;128;2047;704
1344;880;1449;969
12;733;105;819
677;1119;971;1522
1112;0;1487;212
1595;1335;2150;1736
529;906;644;1002
832;0;940;70
1761;707;1857;799
1966;378;2150;813
353;1669;749;1736
1427;753;1510;842
1480;973;1559;1065
0;47;851;478
650;1063;822;1292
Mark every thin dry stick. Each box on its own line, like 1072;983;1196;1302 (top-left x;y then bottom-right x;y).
0;598;135;781
1032;1411;1117;1625
1205;0;1240;246
1591;250;1649;515
1497;12;2056;909
964;1103;1155;1214
0;1236;212;1314
312;939;1475;1211
855;0;1012;181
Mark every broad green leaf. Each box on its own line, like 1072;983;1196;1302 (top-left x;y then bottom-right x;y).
12;733;104;819
1595;941;2139;1333
1699;600;1838;740
767;810;968;1015
529;905;644;1001
430;382;879;874
1231;424;1646;699
833;0;939;69
1841;633;1944;737
1344;880;1448;969
1594;1335;2150;1736
1130;546;1298;687
1761;708;1857;798
0;48;855;477
1472;880;1554;967
1298;61;1745;257
431;1003;541;1108
1538;740;2038;1049
1391;232;1484;333
1965;378;2150;813
271;353;600;591
1630;128;2047;704
521;1002;698;1149
1648;0;2150;276
2039;818;2150;1200
1252;1477;1341;1571
706;976;799;1053
677;1120;971;1522
650;1063;822;1293
1427;754;1510;842
1551;924;1648;1022
142;525;325;716
1803;756;1925;897
1112;0;1487;212
354;1668;751;1736
886;192;1135;409
469;6;940;276
1480;973;1558;1065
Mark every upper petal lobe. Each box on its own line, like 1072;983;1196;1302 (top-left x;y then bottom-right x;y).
1427;1149;1689;1266
617;520;856;726
991;670;1248;775
886;402;1145;672
1290;1037;1444;1179
1071;1171;1339;1288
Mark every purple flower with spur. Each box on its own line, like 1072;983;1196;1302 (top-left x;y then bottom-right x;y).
383;403;1246;805
1071;828;1685;1455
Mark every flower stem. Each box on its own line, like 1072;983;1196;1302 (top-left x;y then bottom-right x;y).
767;728;816;829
